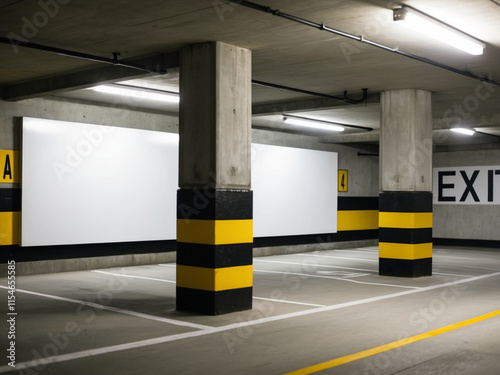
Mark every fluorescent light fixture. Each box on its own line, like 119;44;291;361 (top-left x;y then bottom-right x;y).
450;127;475;136
283;116;345;132
93;85;179;103
393;6;485;55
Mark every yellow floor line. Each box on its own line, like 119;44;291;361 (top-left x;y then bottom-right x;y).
285;308;500;375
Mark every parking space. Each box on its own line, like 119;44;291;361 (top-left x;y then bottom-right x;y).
1;246;500;374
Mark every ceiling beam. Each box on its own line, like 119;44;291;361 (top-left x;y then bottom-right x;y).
252;92;380;116
1;52;179;101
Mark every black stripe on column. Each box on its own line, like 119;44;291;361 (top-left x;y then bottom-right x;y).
176;242;253;268
379;258;432;278
379;228;433;244
177;189;252;220
176;287;252;315
379;191;432;213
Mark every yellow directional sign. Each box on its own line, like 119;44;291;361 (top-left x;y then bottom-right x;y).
1;150;19;183
338;169;348;192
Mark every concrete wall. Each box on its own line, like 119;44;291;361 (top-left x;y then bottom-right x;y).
433;149;500;242
0;97;380;274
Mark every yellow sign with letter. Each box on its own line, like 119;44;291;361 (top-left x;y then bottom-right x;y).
1;150;19;183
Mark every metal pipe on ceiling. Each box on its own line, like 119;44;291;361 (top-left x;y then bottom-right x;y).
1;36;369;105
232;0;500;89
0;37;167;74
252;80;368;104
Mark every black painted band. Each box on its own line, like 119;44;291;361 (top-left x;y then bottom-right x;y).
379;257;432;278
176;242;252;268
177;189;252;220
176;286;252;315
379;227;433;245
379;192;432;213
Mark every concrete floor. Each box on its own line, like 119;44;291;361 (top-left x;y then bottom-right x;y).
1;246;500;374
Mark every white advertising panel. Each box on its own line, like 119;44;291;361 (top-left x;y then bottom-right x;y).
433;166;500;205
252;143;338;237
22;117;179;246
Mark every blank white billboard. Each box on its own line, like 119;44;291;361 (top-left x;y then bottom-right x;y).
251;143;338;237
21;117;338;246
21;117;179;246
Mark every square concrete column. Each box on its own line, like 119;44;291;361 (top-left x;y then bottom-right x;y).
379;89;433;277
177;42;252;315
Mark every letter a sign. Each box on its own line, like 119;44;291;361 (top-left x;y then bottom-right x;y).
1;150;19;183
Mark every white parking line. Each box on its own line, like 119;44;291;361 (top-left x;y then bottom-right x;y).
93;270;176;283
253;296;326;307
0;286;210;330
254;259;376;272
433;271;474;277
253;269;420;289
4;270;499;373
299;253;377;262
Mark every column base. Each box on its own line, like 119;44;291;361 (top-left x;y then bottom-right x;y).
176;287;252;315
379;257;432;278
176;189;253;315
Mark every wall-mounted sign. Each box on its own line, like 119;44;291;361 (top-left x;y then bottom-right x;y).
338;169;348;192
433;166;500;205
1;150;18;183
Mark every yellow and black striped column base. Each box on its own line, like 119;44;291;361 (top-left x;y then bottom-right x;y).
176;189;253;315
379;192;432;278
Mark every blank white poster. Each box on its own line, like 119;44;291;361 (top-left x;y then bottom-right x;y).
21;117;179;246
251;143;337;237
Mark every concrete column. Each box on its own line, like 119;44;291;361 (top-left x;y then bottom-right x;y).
176;42;253;315
379;89;433;277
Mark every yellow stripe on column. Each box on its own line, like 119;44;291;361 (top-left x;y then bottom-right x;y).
0;211;20;245
379;242;432;260
177;265;253;291
337;210;379;231
177;219;253;245
379;212;432;229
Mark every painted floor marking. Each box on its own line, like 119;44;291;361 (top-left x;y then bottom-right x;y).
253;296;326;307
93;270;176;284
433;254;500;261
0;286;210;330
253;269;420;289
433;271;473;277
299;253;377;262
254;259;376;272
284;308;500;375
1;271;500;373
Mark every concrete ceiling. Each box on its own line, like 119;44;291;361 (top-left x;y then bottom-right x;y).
1;0;500;148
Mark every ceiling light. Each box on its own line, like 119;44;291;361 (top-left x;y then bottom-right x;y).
283;116;345;132
92;85;179;103
393;6;485;55
450;127;475;136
